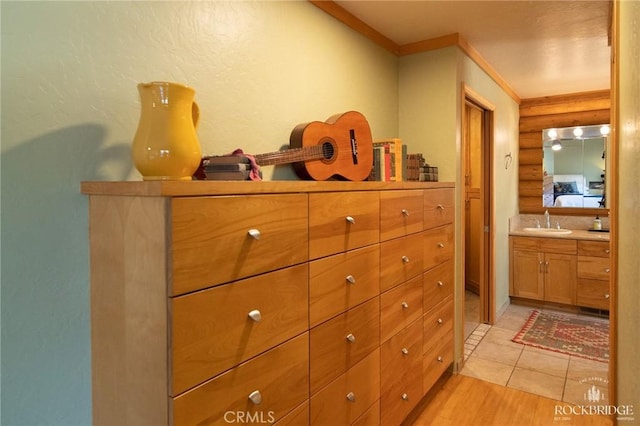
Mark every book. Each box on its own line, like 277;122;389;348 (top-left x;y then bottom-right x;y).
204;170;252;180
202;155;251;166
204;163;251;172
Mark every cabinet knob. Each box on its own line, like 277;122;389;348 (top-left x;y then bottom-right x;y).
247;229;261;240
437;318;443;325
346;275;356;284
346;392;356;402
437;280;444;287
401;209;410;216
605;294;610;299
346;216;356;225
346;333;356;343
437;242;445;248
605;249;610;254
436;204;445;211
401;393;409;401
604;268;611;273
248;309;262;322
248;390;262;405
401;348;409;356
401;301;409;309
402;255;410;264
437;356;443;363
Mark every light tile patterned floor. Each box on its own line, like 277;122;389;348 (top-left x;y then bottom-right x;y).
460;303;610;404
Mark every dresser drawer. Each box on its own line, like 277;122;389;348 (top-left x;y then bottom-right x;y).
577;278;610;310
578;240;611;257
380;190;424;241
380;232;424;292
380;320;423;396
171;194;308;295
423;188;454;230
309;245;380;327
310;349;380;426
352;399;380;426
423;259;454;313
423;225;454;271
577;256;611;280
171;264;309;395
310;297;380;394
380;276;423;343
172;333;309;426
423;336;453;393
423;297;454;354
309;192;380;260
273;401;309;426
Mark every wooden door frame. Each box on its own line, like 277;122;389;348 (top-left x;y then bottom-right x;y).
460;84;496;339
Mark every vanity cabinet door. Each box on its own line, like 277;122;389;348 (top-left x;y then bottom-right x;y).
544;252;577;305
511;249;544;300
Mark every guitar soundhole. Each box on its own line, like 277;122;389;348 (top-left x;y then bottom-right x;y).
321;140;336;162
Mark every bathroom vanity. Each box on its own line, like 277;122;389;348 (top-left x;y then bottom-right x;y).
509;228;610;310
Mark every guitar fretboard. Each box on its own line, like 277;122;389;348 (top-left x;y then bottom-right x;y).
254;145;326;166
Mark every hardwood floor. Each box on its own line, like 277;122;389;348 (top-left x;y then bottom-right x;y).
405;374;614;426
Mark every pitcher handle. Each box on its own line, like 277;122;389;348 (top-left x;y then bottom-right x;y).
192;102;200;129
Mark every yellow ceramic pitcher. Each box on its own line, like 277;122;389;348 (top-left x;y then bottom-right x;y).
132;81;202;180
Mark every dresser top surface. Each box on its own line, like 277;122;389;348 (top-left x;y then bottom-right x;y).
81;180;455;197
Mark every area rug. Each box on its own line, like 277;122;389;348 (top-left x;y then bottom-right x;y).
512;310;609;363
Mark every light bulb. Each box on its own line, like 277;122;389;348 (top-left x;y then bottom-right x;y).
547;129;558;139
551;140;562;151
600;125;610;135
573;127;583;137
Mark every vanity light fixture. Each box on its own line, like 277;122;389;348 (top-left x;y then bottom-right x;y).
551;139;562;151
573;127;584;138
547;129;558;139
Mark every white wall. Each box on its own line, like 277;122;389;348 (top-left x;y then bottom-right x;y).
617;0;640;414
0;2;398;424
398;47;520;366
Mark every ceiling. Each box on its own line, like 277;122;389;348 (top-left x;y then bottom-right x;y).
333;0;612;99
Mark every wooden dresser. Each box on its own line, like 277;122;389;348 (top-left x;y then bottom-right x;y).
82;181;455;426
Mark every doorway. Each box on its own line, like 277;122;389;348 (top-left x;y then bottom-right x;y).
462;86;494;343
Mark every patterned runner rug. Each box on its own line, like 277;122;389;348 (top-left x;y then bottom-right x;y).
512;310;609;363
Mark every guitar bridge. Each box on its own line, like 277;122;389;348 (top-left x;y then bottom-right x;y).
350;129;358;165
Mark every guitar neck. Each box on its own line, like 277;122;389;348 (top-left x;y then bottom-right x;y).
254;145;325;166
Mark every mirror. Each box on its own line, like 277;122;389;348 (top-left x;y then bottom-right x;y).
542;124;609;208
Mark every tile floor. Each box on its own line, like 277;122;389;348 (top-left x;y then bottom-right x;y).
460;303;610;406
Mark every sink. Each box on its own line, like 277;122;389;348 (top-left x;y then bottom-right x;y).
522;227;573;235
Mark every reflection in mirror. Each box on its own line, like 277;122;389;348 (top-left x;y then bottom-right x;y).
542;124;609;209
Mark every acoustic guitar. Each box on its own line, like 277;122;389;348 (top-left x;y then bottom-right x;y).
253;111;374;181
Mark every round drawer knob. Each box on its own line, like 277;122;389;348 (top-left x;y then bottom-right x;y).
346;392;356;402
604;268;610;273
605;249;610;254
401;393;409;401
346;333;356;343
401;301;409;309
346;216;356;224
401;209;410;216
247;229;261;240
605;294;610;299
401;348;409;356
402;255;410;263
248;390;262;405
437;280;444;287
437;318;443;325
437;356;443;363
437;242;445;248
248;310;262;322
346;275;356;284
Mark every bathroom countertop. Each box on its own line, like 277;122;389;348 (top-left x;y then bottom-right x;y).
509;228;610;241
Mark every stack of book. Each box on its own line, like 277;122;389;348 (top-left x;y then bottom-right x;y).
200;155;258;180
368;138;407;181
405;153;425;181
419;165;439;182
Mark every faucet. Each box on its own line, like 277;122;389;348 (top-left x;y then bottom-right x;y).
544;210;551;229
